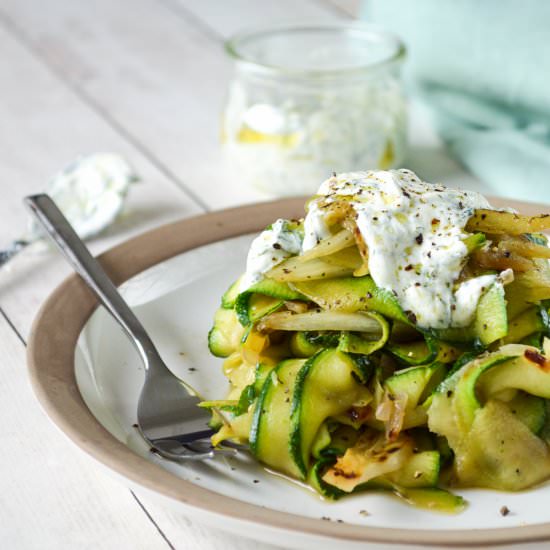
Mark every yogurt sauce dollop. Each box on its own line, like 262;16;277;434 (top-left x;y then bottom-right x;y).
243;169;504;329
240;219;303;290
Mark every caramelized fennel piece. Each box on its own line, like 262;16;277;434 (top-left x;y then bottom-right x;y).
494;235;550;259
473;246;533;272
342;216;369;276
319;247;363;270
505;260;550;303
318;199;354;227
314;198;369;275
267;257;353;282
268;230;368;282
375;391;408;441
257;310;383;334
284;300;309;314
466;209;550;234
299;228;355;262
322;432;414;492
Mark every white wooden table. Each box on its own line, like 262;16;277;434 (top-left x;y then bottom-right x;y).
0;1;501;548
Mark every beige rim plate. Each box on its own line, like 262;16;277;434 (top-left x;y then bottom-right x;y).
27;196;550;548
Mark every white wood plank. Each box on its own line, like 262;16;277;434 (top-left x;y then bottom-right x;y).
0;0;262;210
0;20;199;242
133;496;282;550
0;21;202;340
175;0;344;39
0;0;348;211
0;313;172;549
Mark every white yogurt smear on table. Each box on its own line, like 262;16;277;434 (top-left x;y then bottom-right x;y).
29;153;138;240
243;169;504;329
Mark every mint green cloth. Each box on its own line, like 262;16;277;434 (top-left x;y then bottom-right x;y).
363;0;550;202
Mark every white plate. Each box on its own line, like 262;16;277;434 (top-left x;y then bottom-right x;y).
28;199;550;549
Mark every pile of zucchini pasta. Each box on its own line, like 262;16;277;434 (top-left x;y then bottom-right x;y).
205;193;550;512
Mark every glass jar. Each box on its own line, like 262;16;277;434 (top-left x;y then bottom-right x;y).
222;22;407;196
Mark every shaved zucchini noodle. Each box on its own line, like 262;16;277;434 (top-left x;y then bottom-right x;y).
205;171;550;513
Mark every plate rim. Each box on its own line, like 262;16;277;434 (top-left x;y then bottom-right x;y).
27;196;550;547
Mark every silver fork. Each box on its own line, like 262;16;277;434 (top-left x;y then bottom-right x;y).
25;193;235;461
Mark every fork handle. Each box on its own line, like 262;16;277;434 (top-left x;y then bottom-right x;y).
25;194;157;366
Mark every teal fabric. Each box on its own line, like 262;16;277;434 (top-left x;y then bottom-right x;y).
363;0;550;202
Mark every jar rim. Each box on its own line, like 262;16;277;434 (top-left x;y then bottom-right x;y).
225;22;406;80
